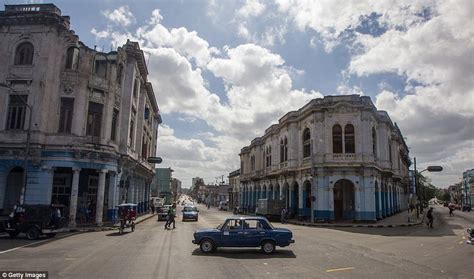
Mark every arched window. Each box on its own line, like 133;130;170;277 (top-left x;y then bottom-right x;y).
284;137;288;161
14;42;34;65
332;125;343;153
344;124;355;153
372;127;377;158
133;79;140;99
65;47;79;70
388;141;392;164
93;54;107;77
265;146;272;167
303;128;311;158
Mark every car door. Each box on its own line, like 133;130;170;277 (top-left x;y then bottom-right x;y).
220;219;244;247
243;220;266;247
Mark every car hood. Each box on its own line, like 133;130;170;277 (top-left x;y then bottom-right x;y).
195;228;220;234
273;227;292;234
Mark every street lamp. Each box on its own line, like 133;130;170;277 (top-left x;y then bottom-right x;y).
0;82;33;205
413;157;442;213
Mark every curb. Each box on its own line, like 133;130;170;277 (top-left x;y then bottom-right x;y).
286;220;423;228
66;213;157;233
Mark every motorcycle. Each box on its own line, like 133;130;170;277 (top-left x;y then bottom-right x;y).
467;228;473;245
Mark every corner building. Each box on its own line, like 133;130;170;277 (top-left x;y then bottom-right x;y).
0;4;161;226
238;95;410;222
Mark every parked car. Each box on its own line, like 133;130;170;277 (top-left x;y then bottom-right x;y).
4;204;67;240
182;206;199;221
192;216;295;254
157;205;172;221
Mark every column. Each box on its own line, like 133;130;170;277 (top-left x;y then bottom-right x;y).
354;186;361;221
107;172;117;221
68;168;81;227
388;187;393;215
377;188;382;219
298;183;303;217
328;185;334;221
95;169;108;226
279;185;284;200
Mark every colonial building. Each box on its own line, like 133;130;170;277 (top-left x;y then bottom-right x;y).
238;95;410;222
151;168;173;204
0;4;161;226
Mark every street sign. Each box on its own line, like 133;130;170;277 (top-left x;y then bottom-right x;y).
427;166;443;172
147;157;163;164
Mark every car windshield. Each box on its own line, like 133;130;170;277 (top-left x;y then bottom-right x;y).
183;207;197;212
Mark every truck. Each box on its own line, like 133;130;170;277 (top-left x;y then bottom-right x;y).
256;199;286;221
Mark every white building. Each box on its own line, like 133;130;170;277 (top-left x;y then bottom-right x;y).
0;4;161;226
238;95;410;222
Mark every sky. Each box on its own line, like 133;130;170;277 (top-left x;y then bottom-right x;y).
5;0;473;188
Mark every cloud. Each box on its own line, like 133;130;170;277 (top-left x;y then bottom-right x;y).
102;6;136;27
237;0;266;18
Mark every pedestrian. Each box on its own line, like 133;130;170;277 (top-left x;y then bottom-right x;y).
281;208;287;224
448;204;454;216
426;207;434;228
151;202;155;214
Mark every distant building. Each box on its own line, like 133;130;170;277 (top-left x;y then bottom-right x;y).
0;4;161;226
238;95;410;222
171;178;182;201
228;169;240;209
461;169;474;206
151;168;173;204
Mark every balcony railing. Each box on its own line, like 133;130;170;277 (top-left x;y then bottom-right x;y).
331;153;356;161
279;161;288;169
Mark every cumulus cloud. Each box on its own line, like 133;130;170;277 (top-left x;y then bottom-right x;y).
102;6;136;27
237;0;266;18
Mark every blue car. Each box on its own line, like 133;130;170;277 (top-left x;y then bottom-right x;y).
192;216;294;254
182;206;199;221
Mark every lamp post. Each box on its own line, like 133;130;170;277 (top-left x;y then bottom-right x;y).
414;157;442;214
0;83;32;205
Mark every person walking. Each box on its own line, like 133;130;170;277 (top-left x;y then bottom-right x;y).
426;207;434;228
164;203;177;229
448;204;454;216
281;208;287;224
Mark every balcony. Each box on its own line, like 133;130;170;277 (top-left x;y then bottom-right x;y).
279;162;288;169
329;153;357;162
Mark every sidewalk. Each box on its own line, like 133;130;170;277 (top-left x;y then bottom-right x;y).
286;211;424;228
67;213;156;233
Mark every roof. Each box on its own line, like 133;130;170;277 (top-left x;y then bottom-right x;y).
227;216;268;221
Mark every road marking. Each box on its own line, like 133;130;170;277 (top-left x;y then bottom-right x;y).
326;267;355;273
458;241;464;245
0;233;78;254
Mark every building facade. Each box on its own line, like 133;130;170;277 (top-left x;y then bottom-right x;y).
151;168;173;204
0;4;161;226
461;169;473;207
170;178;182;202
238;95;410;222
228;169;240;210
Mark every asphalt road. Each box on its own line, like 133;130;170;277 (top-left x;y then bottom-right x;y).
0;205;472;279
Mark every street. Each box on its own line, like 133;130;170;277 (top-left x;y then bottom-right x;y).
0;205;472;279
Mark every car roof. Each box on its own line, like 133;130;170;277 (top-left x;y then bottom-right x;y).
226;216;268;221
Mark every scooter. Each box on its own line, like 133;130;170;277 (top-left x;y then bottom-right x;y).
467;228;473;245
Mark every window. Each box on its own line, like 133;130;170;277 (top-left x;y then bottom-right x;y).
251;155;255;171
388;141;392;164
265;146;272;167
6;95;28;130
280;139;284;163
141;136;148;158
93;55;107;77
332;125;343;153
58;98;74;133
116;64;123;85
222;219;242;230
65;47;79;70
344;124;355;153
86;102;103;137
111;109;119;141
303;128;311;158
133;79;140;99
372;127;377;158
129;118;135;147
243;220;264;230
14;42;34;65
284;137;288;161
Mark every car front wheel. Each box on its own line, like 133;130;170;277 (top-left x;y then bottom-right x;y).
26;227;40;240
261;240;275;254
200;239;215;253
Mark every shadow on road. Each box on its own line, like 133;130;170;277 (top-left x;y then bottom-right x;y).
0;232;81;252
105;231;132;237
191;248;296;259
